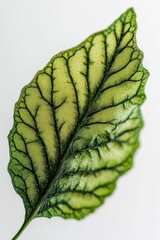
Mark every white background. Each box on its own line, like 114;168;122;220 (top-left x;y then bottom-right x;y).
0;0;159;239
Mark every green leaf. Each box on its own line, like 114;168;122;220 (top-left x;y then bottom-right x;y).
8;8;149;239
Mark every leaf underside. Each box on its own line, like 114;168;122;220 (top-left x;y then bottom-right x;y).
8;8;149;230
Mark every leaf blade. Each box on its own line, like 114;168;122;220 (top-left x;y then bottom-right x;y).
8;7;149;238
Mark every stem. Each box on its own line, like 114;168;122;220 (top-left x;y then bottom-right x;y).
12;198;42;240
12;217;32;240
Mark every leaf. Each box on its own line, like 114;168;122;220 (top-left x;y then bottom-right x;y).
8;8;149;239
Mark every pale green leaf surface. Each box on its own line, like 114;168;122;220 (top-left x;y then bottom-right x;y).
8;8;149;239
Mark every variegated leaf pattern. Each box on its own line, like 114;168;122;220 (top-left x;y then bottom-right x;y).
8;8;149;239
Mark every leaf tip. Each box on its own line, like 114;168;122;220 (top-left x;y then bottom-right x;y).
124;7;137;25
127;7;136;13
